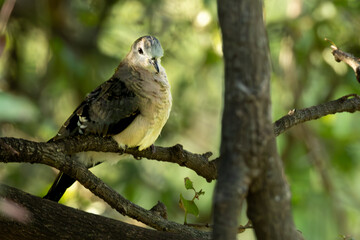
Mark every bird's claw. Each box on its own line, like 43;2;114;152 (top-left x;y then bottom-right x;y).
119;145;128;154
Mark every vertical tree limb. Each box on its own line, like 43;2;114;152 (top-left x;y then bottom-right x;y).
214;0;303;239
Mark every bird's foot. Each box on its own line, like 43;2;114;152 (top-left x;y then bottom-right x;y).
119;144;127;154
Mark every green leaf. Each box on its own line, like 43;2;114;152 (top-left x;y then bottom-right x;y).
179;194;199;217
184;177;194;190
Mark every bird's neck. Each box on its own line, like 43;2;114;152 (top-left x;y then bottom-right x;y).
114;58;169;88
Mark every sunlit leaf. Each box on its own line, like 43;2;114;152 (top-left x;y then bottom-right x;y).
184;177;194;190
179;194;199;217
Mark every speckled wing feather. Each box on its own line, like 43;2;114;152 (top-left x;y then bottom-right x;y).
51;75;140;141
44;70;140;202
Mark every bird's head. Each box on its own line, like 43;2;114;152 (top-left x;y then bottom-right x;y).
128;36;164;74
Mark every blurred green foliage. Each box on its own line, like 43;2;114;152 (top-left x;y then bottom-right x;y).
0;0;359;239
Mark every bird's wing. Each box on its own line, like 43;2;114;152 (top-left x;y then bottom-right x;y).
45;75;141;201
52;75;140;141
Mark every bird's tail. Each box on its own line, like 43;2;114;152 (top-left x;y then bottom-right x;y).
43;172;76;202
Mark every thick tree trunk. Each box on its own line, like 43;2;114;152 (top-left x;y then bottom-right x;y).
213;0;303;239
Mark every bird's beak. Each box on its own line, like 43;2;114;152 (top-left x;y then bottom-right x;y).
150;58;160;73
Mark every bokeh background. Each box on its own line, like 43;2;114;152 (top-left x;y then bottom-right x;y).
0;0;359;239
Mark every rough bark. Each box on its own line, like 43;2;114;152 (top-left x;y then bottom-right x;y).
327;40;360;82
0;137;211;239
0;135;216;181
213;0;302;239
0;184;197;240
274;94;360;136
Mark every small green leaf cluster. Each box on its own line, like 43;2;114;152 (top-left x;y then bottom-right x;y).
179;177;205;224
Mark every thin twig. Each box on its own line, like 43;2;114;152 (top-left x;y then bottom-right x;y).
325;38;360;83
274;94;360;136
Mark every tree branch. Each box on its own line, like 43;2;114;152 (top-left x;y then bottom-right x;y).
326;38;360;83
274;94;360;136
274;41;360;136
0;137;211;239
51;136;217;182
0;184;198;240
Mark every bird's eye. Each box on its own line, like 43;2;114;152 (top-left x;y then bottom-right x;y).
138;48;144;55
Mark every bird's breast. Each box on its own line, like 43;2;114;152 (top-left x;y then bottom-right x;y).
112;81;172;151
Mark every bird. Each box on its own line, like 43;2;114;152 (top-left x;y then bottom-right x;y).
43;36;172;202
